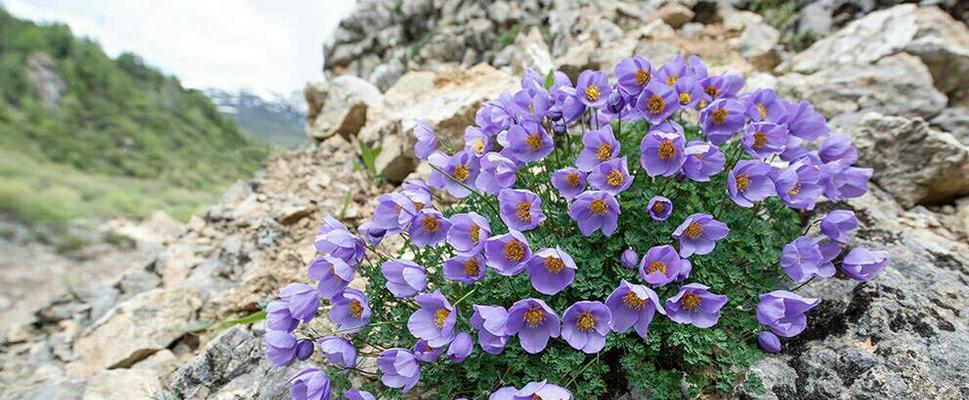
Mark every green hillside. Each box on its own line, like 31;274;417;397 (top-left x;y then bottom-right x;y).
0;8;270;233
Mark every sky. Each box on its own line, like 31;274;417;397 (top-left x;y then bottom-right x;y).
2;0;358;96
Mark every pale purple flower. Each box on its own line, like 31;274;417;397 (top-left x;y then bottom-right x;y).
498;189;546;231
317;336;357;368
743;88;785;122
484;230;532;276
315;216;365;266
401;179;433;208
476;152;518;194
575;126;620;171
378;348;421;392
640;130;686;177
490;387;518;400
780;236;836;282
447;212;491;255
513;88;551;121
290;367;331;400
407;209;451;247
568;190;620;237
446;332;473;363
728;160;775;208
381;260;427;298
501;120;553;163
551;85;586;124
820;210;858;243
471;305;510;355
575;69;610;108
841;248;889;281
821;163;873;201
673;75;703;109
357;221;387;246
647;196;673;221
428;150;480;198
407;290;457;347
279;283;319;323
525;247;577;295
620;249;639;269
605;280;665;338
308;255;354;300
413;339;443;363
329;289;371;334
443;254;487;284
372;193;415;232
741;122;788;158
756;290;820;337
412;121;436;160
551;167;587;200
774;160;823;210
758;331;782;353
505;298;560;354
665;283;728;328
819;134;858;165
615;56;653;95
778;100;829;141
512;381;572;400
561;301;611;354
267;301;299;332
681;140;725;182
476;95;515;136
639;245;692;287
699;99;746;144
655;54;688;87
637;80;679;123
699;73;744;102
264;330;298;366
588;156;633;195
345;388;376;400
672;213;730;257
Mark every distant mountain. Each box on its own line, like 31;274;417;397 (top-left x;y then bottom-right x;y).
206;89;308;148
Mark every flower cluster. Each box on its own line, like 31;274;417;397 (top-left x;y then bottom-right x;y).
262;53;887;399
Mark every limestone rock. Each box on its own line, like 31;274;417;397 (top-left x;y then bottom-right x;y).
304;75;382;141
931;107;969;146
70;288;202;376
82;369;162;400
733;22;781;71
510;27;554;75
657;3;695;29
845;112;969;207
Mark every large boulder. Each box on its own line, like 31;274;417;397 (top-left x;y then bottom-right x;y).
304;76;382;141
845;112;969;207
360;64;518;182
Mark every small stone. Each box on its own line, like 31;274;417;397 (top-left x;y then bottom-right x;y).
304;75;382;141
657;3;695;29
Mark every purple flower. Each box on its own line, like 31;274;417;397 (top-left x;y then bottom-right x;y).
741;122;788;158
758;331;782;353
446;332;473;363
819;134;858;165
447;212;492;255
267;301;299;332
673;75;703;109
841;248;889;281
408;290;457;347
620;249;639;269
568;190;620;237
476;152;518;194
357;221;387;246
513;88;551;121
490;387;518;400
639;245;692;287
443;254;487;284
780;236;836;282
413;339;443;362
728;160;775;208
636;81;679;123
551;167;587;200
317;336;357;368
401;179;433;208
498;189;546;231
525;247;577;295
605;280;665;338
501;120;554;163
512;381;572;400
615;56;653;95
345;388;376;400
821;163;873;201
665;283;728;328
743;89;785;122
699;99;746;144
407;209;451;247
551;85;586;124
471;305;510;355
672;213;730;257
264;330;298;366
588;156;633;194
647;196;673;221
640;130;686;177
308;255;354;300
778;100;829;141
381;260;427;298
279;283;319;323
681;140;725;182
484;231;532;276
655;54;688;87
476;95;515;136
699;73;744;102
412;121;436;161
290;367;331;400
575;126;620;171
315;216;365;266
820;210;858;243
756;290;821;337
561;301;612;353
575;69;611;108
372;193;415;232
505;298;560;354
774;160;823;210
329;289;371;334
464;127;492;156
378;348;421;392
428;150;480;198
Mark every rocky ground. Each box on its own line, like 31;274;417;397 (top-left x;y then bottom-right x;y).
2;1;968;399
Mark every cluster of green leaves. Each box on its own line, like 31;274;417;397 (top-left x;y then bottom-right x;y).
330;117;800;399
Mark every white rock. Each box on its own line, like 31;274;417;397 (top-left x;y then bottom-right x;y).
304;75;382;141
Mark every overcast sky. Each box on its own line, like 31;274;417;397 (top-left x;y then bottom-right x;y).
3;0;358;95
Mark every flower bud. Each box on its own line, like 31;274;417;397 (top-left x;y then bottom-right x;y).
295;338;315;360
607;90;625;113
552;120;567;136
757;331;782;353
548;108;563;122
620;249;638;269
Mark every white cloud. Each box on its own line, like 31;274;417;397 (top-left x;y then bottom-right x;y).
2;0;358;94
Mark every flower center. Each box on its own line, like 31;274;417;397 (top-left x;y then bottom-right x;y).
589;199;608;216
516;201;532;223
473;139;485;154
544;257;565;273
651;201;666;214
606;169;624;187
681;293;701;311
704;85;718;98
504;240;525;261
735;173;750;191
414;202;425;211
576;312;596;332
666;75;678;86
531;396;543;400
529;102;536;115
597;143;613;161
469;224;480;244
421;215;439;232
756;103;767;120
787;183;801;196
523;306;545;327
349;300;364;319
464;257;480;276
453;163;470;181
566;172;581;188
584;85;600;102
684;222;703;239
434;308;451;328
525;133;543;151
646;95;665;114
712;108;728;124
679;92;691;105
623;290;646;310
635;69;651;86
752;132;767;149
646;261;667;275
658;140;676;160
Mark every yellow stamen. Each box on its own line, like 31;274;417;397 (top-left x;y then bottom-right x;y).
658;140;676;160
589;199;608;216
623;290;646;310
454;163;470;181
756;103;767;120
544;257;565;273
504;240;525;261
576;312;596;332
516;201;532;223
584;85;600;102
651;201;665;214
635;69;651;86
752;132;767;149
787;183;801;196
349;300;364;319
473;139;486;154
523;306;545;327
679;92;691;105
684;222;703;239
666;75;678;86
705;85;718;98
463;257;480;276
606;169;624;187
646;261;667;275
469;224;481;244
712;108;728;124
681;293;701;311
434;308;451;328
566;172;581;188
735;173;750;191
646;95;665;115
525;133;542;151
421;215;439;232
597;143;613;162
